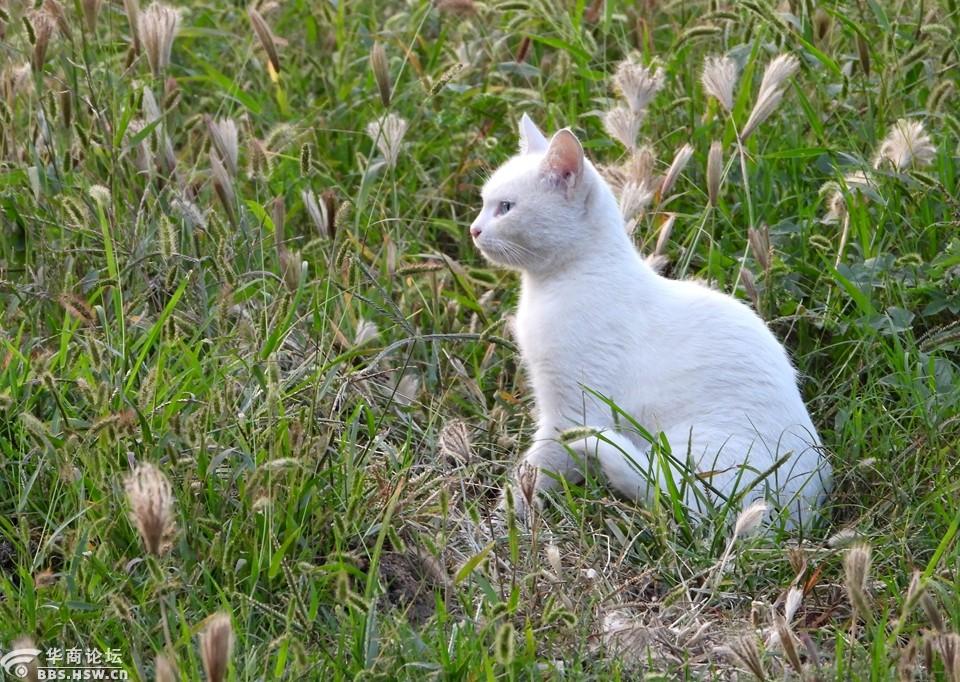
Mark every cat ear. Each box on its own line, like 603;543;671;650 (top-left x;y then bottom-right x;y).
540;128;584;196
518;113;548;154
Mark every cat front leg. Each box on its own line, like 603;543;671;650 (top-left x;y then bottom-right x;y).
499;426;583;525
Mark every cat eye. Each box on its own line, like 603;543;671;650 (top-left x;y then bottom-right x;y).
494;201;514;217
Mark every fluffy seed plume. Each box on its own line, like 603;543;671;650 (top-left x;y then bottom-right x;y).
659;143;694;199
873;118;936;170
206;116;239;177
199;612;234;682
741;53;800;141
138;3;180;77
613;58;664;114
706;140;723;206
370;41;391;107
734;498;769;538
124;462;176;557
366;113;407;169
701;55;738;112
843;543;873;623
248;7;280;74
603;105;642;151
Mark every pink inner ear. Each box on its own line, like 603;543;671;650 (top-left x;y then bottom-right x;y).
544;130;583;177
542;129;584;190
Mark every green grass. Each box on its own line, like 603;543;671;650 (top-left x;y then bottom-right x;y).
1;0;959;678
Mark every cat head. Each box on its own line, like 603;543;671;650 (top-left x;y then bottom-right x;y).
470;114;621;275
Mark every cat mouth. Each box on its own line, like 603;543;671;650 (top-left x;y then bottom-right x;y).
476;238;527;267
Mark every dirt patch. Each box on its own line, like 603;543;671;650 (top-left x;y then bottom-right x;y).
378;549;451;626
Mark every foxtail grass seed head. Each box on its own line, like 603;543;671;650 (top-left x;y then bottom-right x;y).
603;105;642;151
82;0;102;33
494;622;516;665
625;145;656;187
138;3;180;77
927;80;955;113
88;184;112;206
123;0;141;52
271;195;285;239
774;614;803;675
207;116;239;177
438;419;471;464
366;113;407;169
707;140;723;206
301;189;331;237
741;268;759;308
874;118;936;170
613;58;664;114
938;633;960;682
142;86;177;173
299;143;312;175
619;180;653;224
210;149;236;223
659;143;693;199
823;170;874;222
653;212;676;257
124;462;176;557
199;612;234;682
3;63;33;103
28;10;56;72
370;41;391;107
518;461;538;510
701;55;738;112
248;7;280;74
748;225;771;271
741;53;800;141
920;585;945;632
278;248;302;291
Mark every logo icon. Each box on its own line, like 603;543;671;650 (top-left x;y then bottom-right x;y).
1;649;41;679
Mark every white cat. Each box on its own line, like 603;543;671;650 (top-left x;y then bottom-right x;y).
471;114;830;531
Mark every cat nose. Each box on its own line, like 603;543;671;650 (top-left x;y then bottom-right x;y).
470;222;482;238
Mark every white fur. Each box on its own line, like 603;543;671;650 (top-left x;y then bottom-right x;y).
471;115;831;530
